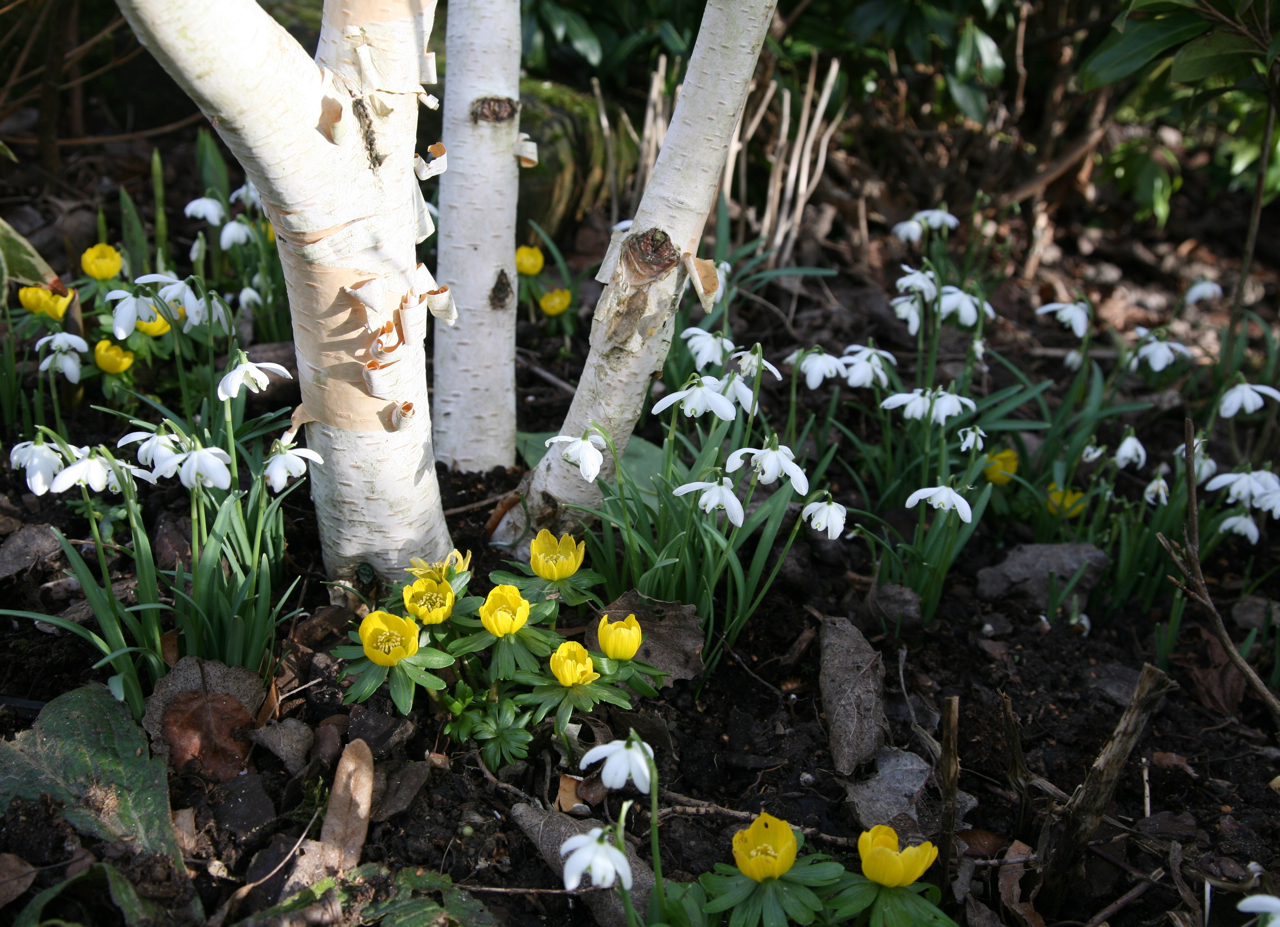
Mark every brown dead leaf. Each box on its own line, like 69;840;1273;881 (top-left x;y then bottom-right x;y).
162;690;254;781
160;630;179;668
1152;751;1198;778
556;775;588;814
320;738;374;871
1186;628;1246;718
0;853;37;908
997;840;1045;927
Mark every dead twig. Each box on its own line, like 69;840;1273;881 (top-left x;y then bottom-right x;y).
937;696;960;893
1084;880;1155;927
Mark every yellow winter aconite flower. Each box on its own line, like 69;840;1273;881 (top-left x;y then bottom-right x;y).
598;614;642;661
94;340;134;374
983;448;1018;485
516;245;545;276
480;584;529;637
550;641;600;687
19;286;71;320
858;825;937;887
403;576;454;625
732;812;797;882
81;243;122;281
359;610;420;666
540;288;572;316
136;315;171;337
407;549;472;583
1046;482;1086;518
530;529;585;581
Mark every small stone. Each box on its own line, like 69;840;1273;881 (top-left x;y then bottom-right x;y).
1231;595;1280;631
348;704;413;758
214;774;275;845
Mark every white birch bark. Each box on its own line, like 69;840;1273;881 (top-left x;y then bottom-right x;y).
114;0;454;580
432;0;521;472
490;0;778;549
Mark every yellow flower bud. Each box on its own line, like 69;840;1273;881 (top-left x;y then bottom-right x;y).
540;288;572;316
529;529;585;581
549;641;600;687
732;812;797;882
94;340;134;374
516;245;545;276
479;585;529;637
81;243;123;281
136;315;171;337
18;286;72;321
597;614;642;661
858;825;937;887
358;610;420;667
1046;482;1086;518
983;448;1018;485
403;576;454;624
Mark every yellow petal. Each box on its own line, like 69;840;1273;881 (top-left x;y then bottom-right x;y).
863;845;908;887
898;842;938;885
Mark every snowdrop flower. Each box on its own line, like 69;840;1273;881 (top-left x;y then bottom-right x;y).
931;390;976;425
1082;443;1106;464
880;388;932;421
581;737;654;793
36;332;88;384
1184;279;1223;306
220;219;253;250
892;294;921;335
803;496;847;540
545;433;607;483
239;287;263;309
1064;348;1084;371
50;452;112;494
1219;382;1280;418
842;345;897;389
217;355;293;402
792;349;847;390
973;337;986;361
105;289;160;340
9;441;64;496
1114;434;1147;470
905;485;973;523
156;446;233;491
726;444;809;494
184;197;225;225
959;426;986;452
1254;489;1280;519
728;349;781;381
714;261;731;305
36;332;88;355
1220;513;1260;545
712;373;759;415
135;273;206;332
673;477;744;527
1128;327;1191;373
896;264;937;303
264;442;323;492
914;209;959;230
1206;470;1280;508
1174;440;1217;484
189;234;205;264
939;286;994;327
230;180;261;210
1143;476;1169;506
107;461;157;494
892;219;923;243
119;430;184;470
1036;301;1090;339
652;376;737;421
560;828;631;892
681;327;735;370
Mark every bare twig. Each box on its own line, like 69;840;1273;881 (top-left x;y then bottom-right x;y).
1084;881;1154;927
937;696;960;893
1;111;206;147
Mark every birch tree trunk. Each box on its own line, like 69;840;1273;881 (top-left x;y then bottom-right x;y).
114;0;454;580
490;0;778;549
432;0;522;472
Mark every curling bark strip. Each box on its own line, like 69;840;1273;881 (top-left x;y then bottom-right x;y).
114;0;453;578
491;0;779;548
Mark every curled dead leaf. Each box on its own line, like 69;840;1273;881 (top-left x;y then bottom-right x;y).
162;690;254;781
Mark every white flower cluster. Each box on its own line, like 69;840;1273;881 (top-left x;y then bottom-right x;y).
1207;466;1280;546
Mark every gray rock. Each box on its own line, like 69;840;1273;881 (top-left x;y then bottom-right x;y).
1232;595;1280;631
864;584;922;631
976;543;1108;610
0;524;59;580
843;747;932;829
819;616;888;774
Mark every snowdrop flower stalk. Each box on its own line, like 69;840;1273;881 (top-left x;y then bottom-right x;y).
215;351;293;489
264;438;323;493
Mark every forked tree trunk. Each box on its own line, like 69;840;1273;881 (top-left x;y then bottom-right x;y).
114;0;454;579
432;0;522;472
490;0;779;549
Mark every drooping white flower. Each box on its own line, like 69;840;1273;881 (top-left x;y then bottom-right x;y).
184;197;225;224
905;485;973;523
881;388;931;421
119;430;184;470
1143;476;1169;506
651;376;737;421
220;219;253;250
913;209;960;230
264;443;323;492
1036;301;1090;339
136;273;207;333
938;286;994;327
560;828;632;892
672;477;744;527
1082;443;1106;464
39;349;82;384
1174;440;1217;484
1128;327;1191;373
726;445;809;495
1220;513;1260;545
789;349;846;391
9;441;64;496
1064;348;1084;371
842;345;897;389
892;294;921;336
930;390;976;425
230;180;262;210
896;264;938;303
892;219;923;243
728;350;781;381
156;447;233;490
714;261;731;305
50;452;112;494
108;460;157;494
189;235;205;264
1253;489;1280;519
973;337;986;361
105;289;160;340
1206;470;1280;508
1184;279;1223;306
546;433;608;483
36;332;89;355
803;498;847;540
580;738;654;793
1238;894;1280;927
1219;382;1280;418
959;427;986;452
217;357;293;402
239;287;263;309
1114;435;1147;470
680;327;735;370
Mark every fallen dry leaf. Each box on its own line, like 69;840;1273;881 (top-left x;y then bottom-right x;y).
818;616;887;774
0;853;36;909
320;738;374;871
1152;751;1198;778
997;840;1045;927
162;690;254;781
556;774;588;814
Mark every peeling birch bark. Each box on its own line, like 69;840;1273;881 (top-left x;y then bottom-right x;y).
113;0;453;578
432;0;521;472
491;0;778;548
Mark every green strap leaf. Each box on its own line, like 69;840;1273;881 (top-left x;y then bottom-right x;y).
1079;13;1209;89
